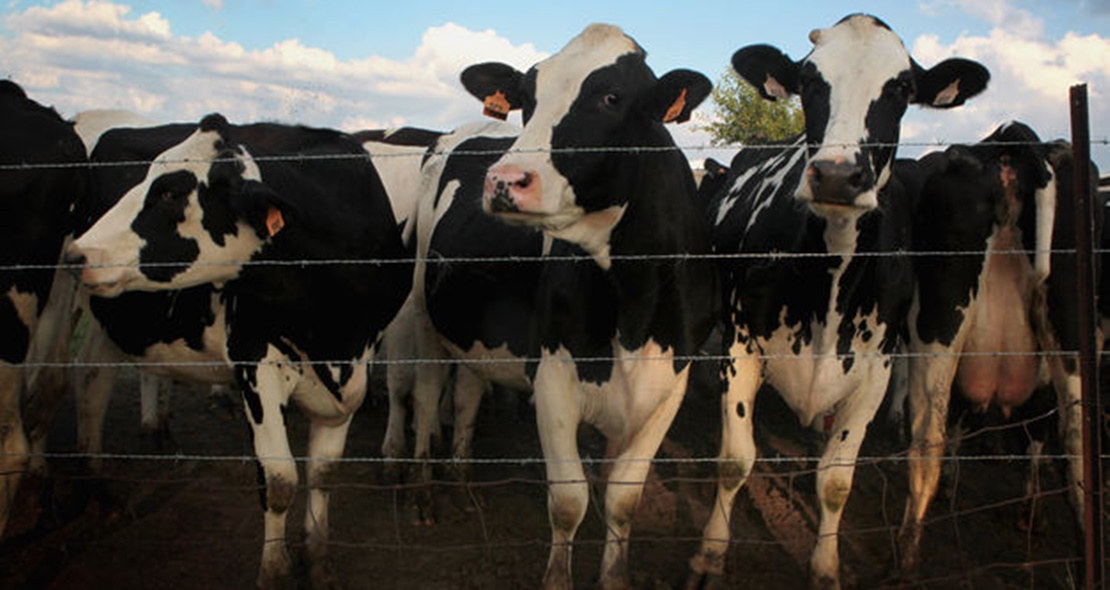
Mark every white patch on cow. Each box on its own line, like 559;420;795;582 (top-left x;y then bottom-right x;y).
547;204;627;269
72;109;155;156
540;338;683;442
489;24;639;231
760;305;888;428
282;342;373;422
1034;162;1057;282
360;140;426;244
715;137;807;232
798;15;911;203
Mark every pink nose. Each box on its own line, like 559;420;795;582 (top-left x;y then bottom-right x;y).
484;165;541;213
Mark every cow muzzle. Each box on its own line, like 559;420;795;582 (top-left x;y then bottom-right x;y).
804;160;873;208
483;165;543;215
63;244;131;297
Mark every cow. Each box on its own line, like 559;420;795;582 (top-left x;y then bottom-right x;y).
898;121;1102;573
63;113;412;589
0;80;86;538
414;23;718;589
685;14;990;590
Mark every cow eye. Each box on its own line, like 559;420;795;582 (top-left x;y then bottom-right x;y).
602;93;620;108
159;191;175;202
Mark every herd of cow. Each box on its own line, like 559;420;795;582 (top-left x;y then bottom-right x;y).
0;13;1103;590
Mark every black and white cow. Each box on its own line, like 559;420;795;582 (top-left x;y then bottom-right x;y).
0;80;85;537
64;114;412;588
416;23;718;588
686;14;989;589
898;122;1102;573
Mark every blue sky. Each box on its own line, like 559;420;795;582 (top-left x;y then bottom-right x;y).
1;0;1108;168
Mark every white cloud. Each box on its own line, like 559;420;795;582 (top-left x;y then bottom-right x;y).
901;7;1110;171
201;0;223;10
0;1;547;134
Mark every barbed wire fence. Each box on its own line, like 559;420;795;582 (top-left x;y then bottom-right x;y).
0;127;1107;589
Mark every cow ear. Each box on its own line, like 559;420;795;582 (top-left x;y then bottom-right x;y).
240;179;294;239
732;44;799;101
460;63;526;121
912;58;990;108
643;69;712;124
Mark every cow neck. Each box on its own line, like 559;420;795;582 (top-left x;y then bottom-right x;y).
603;147;717;348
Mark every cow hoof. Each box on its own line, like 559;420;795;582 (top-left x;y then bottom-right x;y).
406;488;436;526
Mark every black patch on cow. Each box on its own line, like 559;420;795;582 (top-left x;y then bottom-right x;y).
549;53;657;214
90;285;220;356
198;154;247;246
426;135;544;359
0;81;85;364
736;402;746;419
132;170;201;283
0;295;30;364
797;64;831;151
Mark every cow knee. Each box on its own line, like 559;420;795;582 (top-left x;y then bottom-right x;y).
821;477;851;514
719;458;750;491
549;492;587;535
263;474;297;514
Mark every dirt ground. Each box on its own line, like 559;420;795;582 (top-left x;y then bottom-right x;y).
0;354;1099;590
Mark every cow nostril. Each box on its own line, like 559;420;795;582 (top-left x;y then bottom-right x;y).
848;170;865;189
517;172;533;189
64;250;86;267
63;250;86;276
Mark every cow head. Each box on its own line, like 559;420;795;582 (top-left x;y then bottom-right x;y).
462;23;710;259
733;13;989;212
66;113;289;297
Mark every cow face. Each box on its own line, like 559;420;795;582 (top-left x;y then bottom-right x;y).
733;13;989;213
461;24;709;255
67;114;285;297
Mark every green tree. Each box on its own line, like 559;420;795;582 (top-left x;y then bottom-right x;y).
701;69;804;146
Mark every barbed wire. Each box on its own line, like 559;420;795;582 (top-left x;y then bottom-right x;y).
15;347;1110;370
7;246;1109;275
1;138;1108;172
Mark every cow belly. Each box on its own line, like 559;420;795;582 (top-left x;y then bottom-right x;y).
760;319;887;428
956;244;1039;413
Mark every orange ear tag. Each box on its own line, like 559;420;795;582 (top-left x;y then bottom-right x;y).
483;90;511;120
662;88;688;123
266;206;285;237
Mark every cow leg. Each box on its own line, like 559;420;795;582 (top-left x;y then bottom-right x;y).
899;341;958;574
304;415;353;590
687;343;762;589
447;364;486;510
24;268;79;476
1048;364;1084;527
406;305;449;526
599;369;689;590
73;324;123;474
381;294;416;463
810;374;888;590
241;362;299;590
534;358;586;590
0;364;28;538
